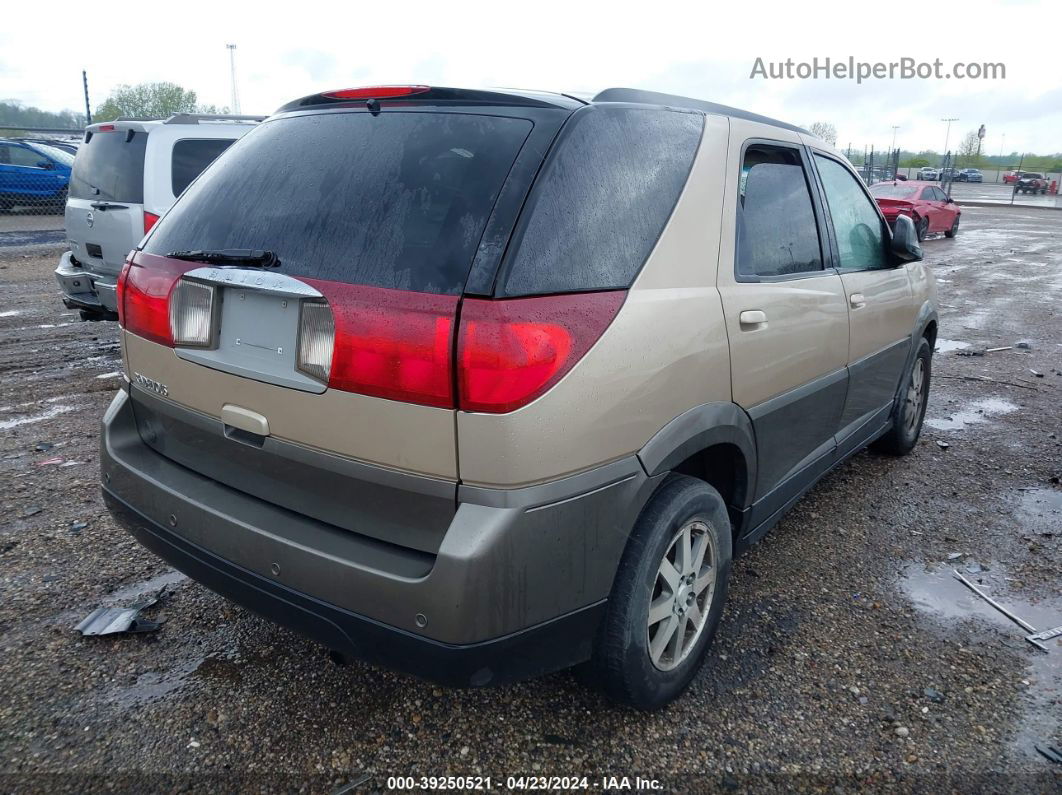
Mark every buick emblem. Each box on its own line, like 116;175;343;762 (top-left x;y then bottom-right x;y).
85;211;94;228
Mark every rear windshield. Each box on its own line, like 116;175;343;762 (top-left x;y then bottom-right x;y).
145;112;533;295
69;130;147;202
497;106;703;297
870;184;919;199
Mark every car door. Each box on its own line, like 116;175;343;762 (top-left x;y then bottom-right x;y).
811;152;916;454
916;186;943;232
717;128;850;522
930;187;954;231
0;143;49;203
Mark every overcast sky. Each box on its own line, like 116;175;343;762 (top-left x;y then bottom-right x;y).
2;0;1059;155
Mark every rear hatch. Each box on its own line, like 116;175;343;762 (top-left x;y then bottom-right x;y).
67;123;150;277
121;97;570;553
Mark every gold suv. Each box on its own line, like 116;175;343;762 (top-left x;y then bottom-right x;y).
101;86;935;709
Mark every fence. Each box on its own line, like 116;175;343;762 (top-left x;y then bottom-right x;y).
0;127;82;236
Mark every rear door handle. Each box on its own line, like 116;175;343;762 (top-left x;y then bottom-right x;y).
849;293;866;309
739;310;767;328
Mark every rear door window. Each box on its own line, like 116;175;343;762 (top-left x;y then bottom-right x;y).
69;130;148;202
737;144;823;278
496;105;703;296
171;139;235;196
146;112;533;295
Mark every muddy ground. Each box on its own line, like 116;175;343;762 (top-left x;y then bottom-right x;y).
0;205;1059;793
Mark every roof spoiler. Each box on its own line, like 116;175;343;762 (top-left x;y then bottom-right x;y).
592;88;810;135
164;113;265;124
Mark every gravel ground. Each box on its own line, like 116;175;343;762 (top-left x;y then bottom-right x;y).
0;206;1059;793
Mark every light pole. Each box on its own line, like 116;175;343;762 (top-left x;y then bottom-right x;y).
941;117;958;162
996;133;1006;183
890;125;899;151
226;44;241;114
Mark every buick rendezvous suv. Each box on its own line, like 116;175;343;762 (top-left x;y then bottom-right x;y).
101;86;935;709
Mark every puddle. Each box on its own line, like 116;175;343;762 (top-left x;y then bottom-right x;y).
1015;489;1062;537
0;404;77;431
925;397;1018;431
95;371;121;380
899;563;1062;761
935;338;970;353
0;310;21;317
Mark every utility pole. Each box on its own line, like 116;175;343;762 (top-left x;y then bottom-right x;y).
890;125;899;152
997;133;1006;183
941;117;958;164
226;44;241;114
82;70;92;126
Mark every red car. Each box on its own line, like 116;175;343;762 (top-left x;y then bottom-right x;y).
869;181;961;240
1003;171;1019;184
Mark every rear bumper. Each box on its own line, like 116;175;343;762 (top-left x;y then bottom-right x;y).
54;250;118;314
101;389;657;685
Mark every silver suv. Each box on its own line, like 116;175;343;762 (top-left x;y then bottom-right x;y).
100;86;935;709
55;114;261;319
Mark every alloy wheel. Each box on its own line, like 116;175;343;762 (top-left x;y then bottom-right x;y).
904;357;926;435
647;520;717;671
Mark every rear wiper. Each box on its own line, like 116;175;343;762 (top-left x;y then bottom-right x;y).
165;249;281;268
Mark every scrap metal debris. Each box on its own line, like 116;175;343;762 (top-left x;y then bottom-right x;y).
75;588;168;636
952;570;1055;652
1036;745;1062;765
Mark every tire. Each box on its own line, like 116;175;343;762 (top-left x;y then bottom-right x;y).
944;216;959;238
591;475;732;710
915;216;929;241
873;337;932;456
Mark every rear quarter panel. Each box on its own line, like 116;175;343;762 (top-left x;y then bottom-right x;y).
456;114;732;488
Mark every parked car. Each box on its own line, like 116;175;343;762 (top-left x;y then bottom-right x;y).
100;85;935;709
1002;171;1019;184
954;168;983;183
939;167;957;182
0;138;74;212
1015;172;1048;194
54;113;263;319
870;181;961;240
13;137;80;156
916;166;939;180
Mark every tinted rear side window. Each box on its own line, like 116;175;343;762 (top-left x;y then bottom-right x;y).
146;112;533;295
497;105;703;297
171;138;235;196
69;130;147;202
737;145;823;278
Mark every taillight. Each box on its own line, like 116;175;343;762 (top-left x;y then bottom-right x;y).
304;281;458;408
456;292;626;413
143;211;160;235
119;254;189;346
169;279;216;347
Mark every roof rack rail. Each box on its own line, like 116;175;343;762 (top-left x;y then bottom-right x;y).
163;113;266;125
591;88;809;135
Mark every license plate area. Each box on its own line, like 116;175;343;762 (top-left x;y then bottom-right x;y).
175;286;325;394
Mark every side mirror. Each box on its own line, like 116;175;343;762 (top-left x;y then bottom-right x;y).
891;215;923;263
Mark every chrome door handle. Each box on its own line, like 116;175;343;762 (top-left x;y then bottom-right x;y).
849;293;866;309
739;310;767;327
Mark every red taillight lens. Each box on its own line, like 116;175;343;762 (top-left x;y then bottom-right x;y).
98;124;115;132
305;281;458;408
143;211;160;235
119;254;190;346
457;292;626;413
322;85;430;100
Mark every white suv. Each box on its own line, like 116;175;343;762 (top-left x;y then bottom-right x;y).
55;114;262;319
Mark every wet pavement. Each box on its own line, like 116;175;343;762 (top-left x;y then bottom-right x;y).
0;205;1059;792
949;182;1062;210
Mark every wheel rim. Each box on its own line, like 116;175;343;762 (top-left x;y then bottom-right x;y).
918;218;929;238
903;357;926;434
647;519;717;671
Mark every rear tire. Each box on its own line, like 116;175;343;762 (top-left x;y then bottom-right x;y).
873;337;932;456
945;217;959;238
591;475;731;710
915;216;929;241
